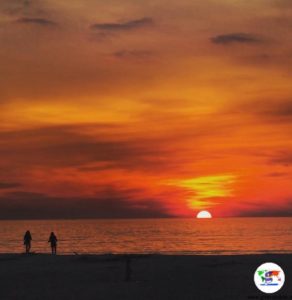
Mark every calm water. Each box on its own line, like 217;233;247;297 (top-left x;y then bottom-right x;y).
0;218;291;255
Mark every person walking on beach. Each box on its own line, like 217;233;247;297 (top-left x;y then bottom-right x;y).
48;232;58;255
23;230;32;254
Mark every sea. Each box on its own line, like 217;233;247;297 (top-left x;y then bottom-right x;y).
0;218;291;255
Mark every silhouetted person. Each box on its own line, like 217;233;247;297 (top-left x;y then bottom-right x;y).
48;232;57;255
23;230;32;254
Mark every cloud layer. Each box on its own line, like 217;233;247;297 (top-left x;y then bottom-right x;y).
211;33;261;45
90;17;153;31
16;17;57;26
0;182;21;189
0;190;172;219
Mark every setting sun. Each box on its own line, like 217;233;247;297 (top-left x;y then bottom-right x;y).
197;211;212;219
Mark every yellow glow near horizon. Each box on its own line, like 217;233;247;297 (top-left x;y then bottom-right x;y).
167;175;236;209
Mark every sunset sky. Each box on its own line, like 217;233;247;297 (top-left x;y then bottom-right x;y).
1;0;292;218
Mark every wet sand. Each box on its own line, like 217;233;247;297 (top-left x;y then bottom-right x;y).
0;254;291;300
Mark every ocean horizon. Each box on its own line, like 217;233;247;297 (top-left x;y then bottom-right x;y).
0;217;291;255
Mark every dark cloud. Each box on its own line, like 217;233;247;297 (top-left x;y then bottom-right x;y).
7;191;44;198
0;182;21;189
78;163;117;172
0;189;172;219
16;17;57;26
270;151;292;166
90;17;153;31
237;199;292;217
113;50;154;60
211;33;262;45
228;99;292;124
0;124;169;171
0;0;32;16
239;208;292;217
1;1;53;22
266;101;292;117
266;172;289;177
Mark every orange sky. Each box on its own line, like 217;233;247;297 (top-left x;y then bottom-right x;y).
0;0;292;218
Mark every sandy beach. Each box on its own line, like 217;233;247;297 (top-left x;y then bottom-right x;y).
0;253;291;300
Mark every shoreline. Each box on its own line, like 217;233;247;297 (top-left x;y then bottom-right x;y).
0;253;291;299
1;250;292;256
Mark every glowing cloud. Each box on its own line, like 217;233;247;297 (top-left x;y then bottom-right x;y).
167;175;236;209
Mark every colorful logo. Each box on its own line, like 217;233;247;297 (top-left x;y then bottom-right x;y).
254;262;285;294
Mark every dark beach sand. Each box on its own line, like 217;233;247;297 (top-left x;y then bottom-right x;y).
0;254;291;300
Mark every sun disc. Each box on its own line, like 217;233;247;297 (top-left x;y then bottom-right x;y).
196;210;212;219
